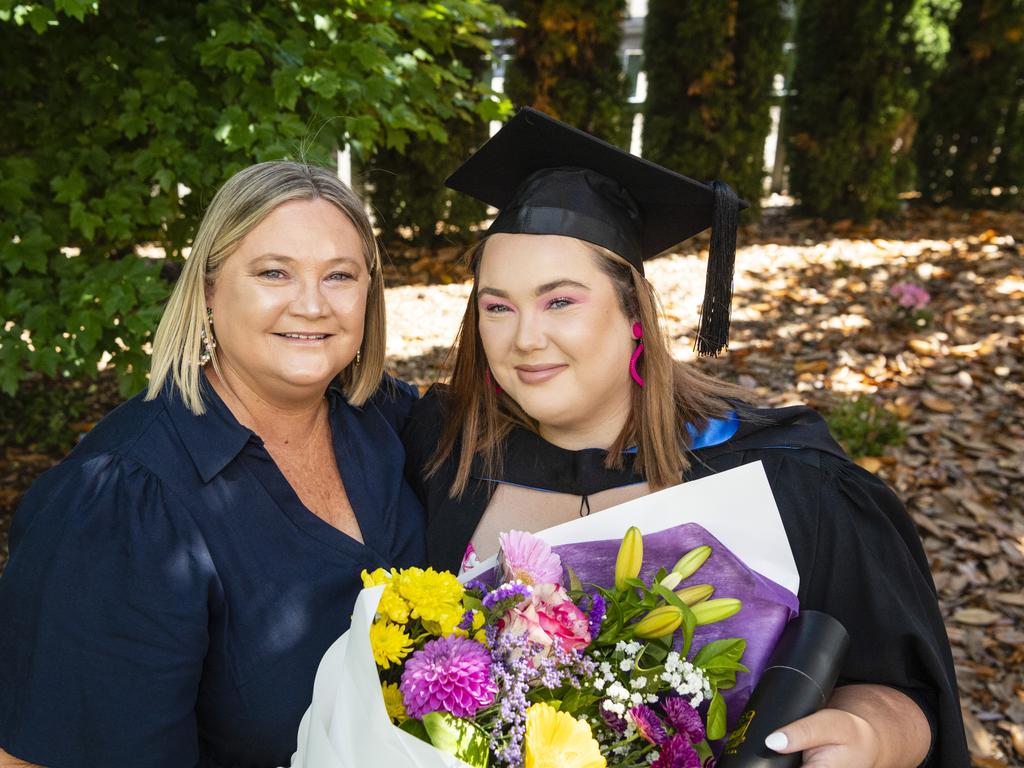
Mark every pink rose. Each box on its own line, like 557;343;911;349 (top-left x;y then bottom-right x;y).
502;584;591;654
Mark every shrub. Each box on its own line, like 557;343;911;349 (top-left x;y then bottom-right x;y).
0;0;508;395
825;395;906;458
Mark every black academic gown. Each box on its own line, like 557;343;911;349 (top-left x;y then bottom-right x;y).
401;386;969;767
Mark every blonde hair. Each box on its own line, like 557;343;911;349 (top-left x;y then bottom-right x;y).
430;238;747;496
146;161;386;414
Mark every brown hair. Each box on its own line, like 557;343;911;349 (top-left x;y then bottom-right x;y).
429;237;747;496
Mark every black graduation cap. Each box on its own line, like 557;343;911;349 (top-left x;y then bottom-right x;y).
444;107;747;356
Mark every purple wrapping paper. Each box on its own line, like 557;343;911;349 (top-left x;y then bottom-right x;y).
483;523;798;729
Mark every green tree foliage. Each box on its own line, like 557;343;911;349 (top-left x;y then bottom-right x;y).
917;0;1024;205
787;0;956;220
368;48;498;247
642;0;788;210
0;0;509;396
504;0;630;146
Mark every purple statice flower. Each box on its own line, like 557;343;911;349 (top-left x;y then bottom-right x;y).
498;530;563;586
481;580;533;614
630;704;668;745
653;733;701;768
534;639;596;690
400;635;497;719
587;592;606;638
462;579;491;597
457;609;476;632
487;624;538;767
890;281;930;310
662;696;706;743
600;702;628;734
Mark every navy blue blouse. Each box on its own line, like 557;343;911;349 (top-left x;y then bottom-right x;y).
0;376;426;768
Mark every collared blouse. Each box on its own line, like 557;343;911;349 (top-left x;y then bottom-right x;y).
0;376;426;768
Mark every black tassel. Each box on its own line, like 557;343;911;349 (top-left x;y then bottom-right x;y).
695;180;740;357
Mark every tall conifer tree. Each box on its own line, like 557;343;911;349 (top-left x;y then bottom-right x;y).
504;0;630;146
642;0;788;211
917;0;1024;205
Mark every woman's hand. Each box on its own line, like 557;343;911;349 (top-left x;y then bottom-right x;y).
765;684;930;768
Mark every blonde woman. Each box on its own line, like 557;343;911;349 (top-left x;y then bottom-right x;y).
403;110;967;766
0;162;425;767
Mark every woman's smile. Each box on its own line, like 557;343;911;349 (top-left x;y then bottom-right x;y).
514;363;568;384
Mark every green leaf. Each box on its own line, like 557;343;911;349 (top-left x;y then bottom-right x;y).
398;717;430;742
52;171;87;204
707;690;727;741
692;638;746;667
25;4;57;34
55;0;93;22
567;565;582;594
421;711;489;768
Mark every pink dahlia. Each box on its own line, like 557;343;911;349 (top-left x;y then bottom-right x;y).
400;635;497;719
498;530;563;585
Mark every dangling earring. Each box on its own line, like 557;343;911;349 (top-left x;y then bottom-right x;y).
629;321;645;388
199;307;216;366
354;348;362;366
485;369;502;394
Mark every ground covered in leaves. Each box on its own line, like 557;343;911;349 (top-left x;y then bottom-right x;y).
1;205;1021;764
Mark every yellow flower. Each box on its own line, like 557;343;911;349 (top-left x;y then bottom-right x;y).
380;682;407;724
524;703;606;768
394;567;464;636
361;568;410;624
368;620;413;669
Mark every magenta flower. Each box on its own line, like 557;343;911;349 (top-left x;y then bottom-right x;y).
629;704;668;745
653;733;702;768
663;696;706;743
400;635;497;718
498;530;563;585
890;281;930;310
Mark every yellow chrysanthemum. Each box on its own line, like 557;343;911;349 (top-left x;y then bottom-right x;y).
361;568;410;624
393;567;464;636
524;703;606;768
380;681;407;724
368;620;413;670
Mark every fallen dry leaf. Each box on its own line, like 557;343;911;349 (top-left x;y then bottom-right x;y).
921;392;957;413
954;608;1005;626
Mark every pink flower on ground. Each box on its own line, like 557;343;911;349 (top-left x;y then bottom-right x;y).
498;530;563;585
502;583;591;654
400;635;497;718
890;281;930;310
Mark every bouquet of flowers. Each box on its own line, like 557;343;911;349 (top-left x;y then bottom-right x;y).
288;462;799;768
362;527;749;768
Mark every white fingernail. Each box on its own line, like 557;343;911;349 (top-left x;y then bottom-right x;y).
765;731;788;751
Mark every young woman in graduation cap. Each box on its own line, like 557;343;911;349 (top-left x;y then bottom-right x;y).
401;109;967;767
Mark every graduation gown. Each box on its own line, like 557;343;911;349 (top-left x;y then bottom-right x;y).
401;386;969;767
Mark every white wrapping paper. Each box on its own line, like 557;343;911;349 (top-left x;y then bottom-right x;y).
288;461;797;767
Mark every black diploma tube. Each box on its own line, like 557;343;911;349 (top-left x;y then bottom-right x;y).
717;610;850;767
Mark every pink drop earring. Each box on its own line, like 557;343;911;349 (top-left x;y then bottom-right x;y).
630;322;645;388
